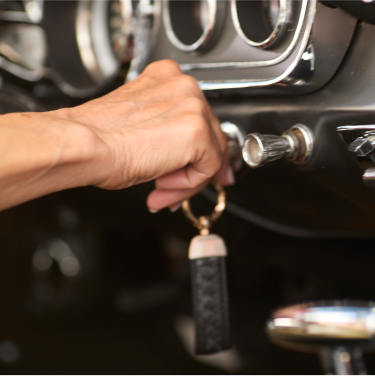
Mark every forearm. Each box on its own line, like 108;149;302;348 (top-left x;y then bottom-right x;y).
0;111;104;210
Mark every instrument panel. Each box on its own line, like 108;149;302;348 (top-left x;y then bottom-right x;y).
149;0;357;94
0;0;359;96
1;0;375;238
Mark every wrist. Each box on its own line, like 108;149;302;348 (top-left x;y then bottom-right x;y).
51;109;109;186
0;111;108;207
53;107;113;188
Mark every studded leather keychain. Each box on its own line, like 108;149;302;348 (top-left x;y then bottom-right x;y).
181;181;231;355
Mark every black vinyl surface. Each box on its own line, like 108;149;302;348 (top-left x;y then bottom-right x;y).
190;257;231;355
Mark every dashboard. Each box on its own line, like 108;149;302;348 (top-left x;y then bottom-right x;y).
0;0;374;238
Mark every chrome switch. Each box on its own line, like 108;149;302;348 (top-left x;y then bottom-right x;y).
220;121;245;172
337;125;375;186
348;136;375;157
242;124;314;168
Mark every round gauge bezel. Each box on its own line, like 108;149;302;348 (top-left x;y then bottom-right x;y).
163;0;225;53
42;0;161;98
76;0;132;84
231;0;292;49
42;0;136;98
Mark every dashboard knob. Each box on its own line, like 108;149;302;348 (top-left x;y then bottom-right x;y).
242;124;314;168
267;301;375;375
348;136;375;157
242;133;291;168
220;122;245;172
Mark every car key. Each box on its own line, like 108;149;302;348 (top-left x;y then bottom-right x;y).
181;181;231;355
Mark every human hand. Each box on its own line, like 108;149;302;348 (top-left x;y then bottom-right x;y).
61;60;233;212
0;60;232;212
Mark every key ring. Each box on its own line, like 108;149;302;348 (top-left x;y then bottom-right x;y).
181;181;226;236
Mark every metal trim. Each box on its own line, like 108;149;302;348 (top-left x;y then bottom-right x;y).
188;234;227;260
0;1;45;24
231;0;291;49
0;11;30;23
179;0;308;72
163;0;223;53
289;124;314;165
126;0;161;82
76;0;132;83
337;125;375;132
197;0;316;90
0;55;44;81
0;24;46;82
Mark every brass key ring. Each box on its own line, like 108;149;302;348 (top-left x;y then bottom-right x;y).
181;181;226;236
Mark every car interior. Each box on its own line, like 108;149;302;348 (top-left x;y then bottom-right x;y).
1;0;375;374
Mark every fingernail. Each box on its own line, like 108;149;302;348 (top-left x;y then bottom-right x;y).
227;166;235;185
149;208;159;213
169;202;182;213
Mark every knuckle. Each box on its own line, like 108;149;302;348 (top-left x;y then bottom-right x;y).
144;59;181;75
177;75;199;91
162;59;181;72
178;80;200;98
186;115;208;140
180;97;206;115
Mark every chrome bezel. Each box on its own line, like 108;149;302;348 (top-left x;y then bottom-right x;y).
162;0;224;53
76;0;132;84
177;0;313;84
231;0;292;49
196;0;315;90
242;133;267;168
290;124;314;165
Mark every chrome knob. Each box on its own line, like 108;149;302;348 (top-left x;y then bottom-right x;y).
220;122;245;172
348;136;375;157
242;124;314;168
242;133;290;168
267;301;375;375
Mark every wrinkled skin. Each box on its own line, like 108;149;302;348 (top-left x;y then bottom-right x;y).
0;60;232;212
